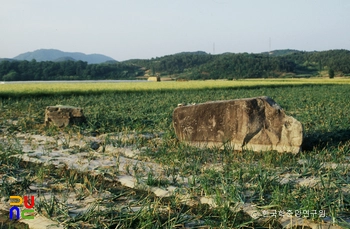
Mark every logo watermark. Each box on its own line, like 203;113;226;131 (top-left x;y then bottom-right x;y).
262;209;326;218
9;195;35;220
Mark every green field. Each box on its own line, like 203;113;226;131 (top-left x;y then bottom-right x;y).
1;78;350;96
0;79;349;228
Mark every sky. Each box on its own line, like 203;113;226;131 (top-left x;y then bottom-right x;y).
1;0;350;61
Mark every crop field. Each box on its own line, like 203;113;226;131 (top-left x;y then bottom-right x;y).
1;78;350;96
0;79;350;228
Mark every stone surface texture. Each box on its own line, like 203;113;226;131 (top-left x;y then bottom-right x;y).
45;105;85;127
173;96;303;153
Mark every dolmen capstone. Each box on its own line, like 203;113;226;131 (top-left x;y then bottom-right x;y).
45;105;85;128
173;96;303;154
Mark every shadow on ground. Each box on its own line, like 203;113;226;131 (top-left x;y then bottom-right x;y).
302;129;350;151
0;210;29;229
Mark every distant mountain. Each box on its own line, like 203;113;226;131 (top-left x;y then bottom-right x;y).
0;58;15;62
104;60;119;64
13;49;116;64
173;51;208;56
261;49;302;56
53;56;77;62
3;48;350;81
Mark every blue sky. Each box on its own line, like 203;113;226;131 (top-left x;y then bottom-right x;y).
1;0;350;61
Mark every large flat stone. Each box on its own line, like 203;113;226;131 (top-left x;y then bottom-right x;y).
173;96;303;153
45;105;85;127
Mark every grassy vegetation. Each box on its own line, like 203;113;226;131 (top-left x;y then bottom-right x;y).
0;80;350;228
1;78;350;97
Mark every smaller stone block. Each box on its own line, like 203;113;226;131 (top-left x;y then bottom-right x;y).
45;105;85;127
147;76;160;82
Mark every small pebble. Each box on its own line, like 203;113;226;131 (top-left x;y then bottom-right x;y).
90;141;100;150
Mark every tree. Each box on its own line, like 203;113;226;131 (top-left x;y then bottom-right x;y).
3;70;18;81
328;68;335;78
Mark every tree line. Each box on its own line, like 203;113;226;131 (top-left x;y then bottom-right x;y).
0;59;142;81
125;49;350;79
190;53;296;79
1;49;350;81
283;49;350;74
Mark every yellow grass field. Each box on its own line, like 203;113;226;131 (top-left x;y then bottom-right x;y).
1;78;350;95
